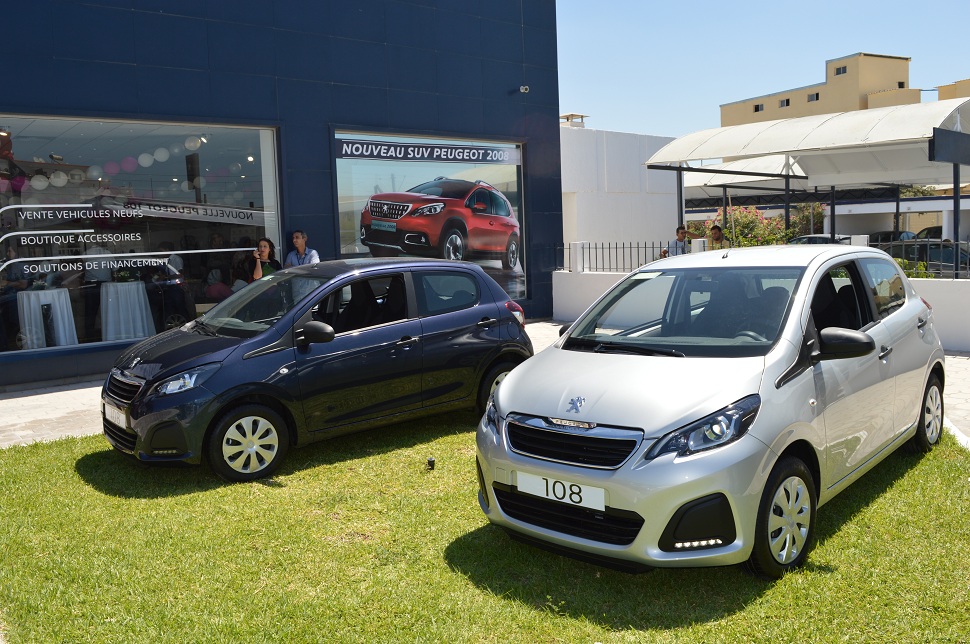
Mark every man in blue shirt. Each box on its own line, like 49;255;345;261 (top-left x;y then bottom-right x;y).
283;230;320;268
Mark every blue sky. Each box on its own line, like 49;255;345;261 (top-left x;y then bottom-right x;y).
555;0;970;137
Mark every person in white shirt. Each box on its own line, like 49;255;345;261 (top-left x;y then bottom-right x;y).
283;230;320;268
661;225;699;258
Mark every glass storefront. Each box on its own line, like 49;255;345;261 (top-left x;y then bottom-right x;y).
335;131;526;299
0;115;279;352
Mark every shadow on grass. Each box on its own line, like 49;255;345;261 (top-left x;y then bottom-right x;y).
74;410;482;498
444;447;925;629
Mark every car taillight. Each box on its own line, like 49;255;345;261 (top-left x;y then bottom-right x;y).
920;296;932;311
506;300;525;326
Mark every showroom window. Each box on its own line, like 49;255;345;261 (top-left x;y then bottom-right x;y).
335;131;526;300
0;114;279;352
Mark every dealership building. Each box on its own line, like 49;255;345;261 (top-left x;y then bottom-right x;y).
0;1;563;386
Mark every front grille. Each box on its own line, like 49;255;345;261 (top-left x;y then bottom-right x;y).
105;369;144;404
369;200;411;220
493;484;644;545
507;419;641;468
103;420;137;453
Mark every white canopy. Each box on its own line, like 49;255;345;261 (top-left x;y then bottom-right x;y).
650;98;970;189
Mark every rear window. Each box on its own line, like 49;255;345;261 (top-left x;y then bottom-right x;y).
414;271;480;316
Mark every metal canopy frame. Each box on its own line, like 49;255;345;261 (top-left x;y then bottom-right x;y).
646;101;970;276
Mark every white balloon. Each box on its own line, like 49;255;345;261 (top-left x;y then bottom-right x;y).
180;180;193;192
169;143;184;156
138;153;155;168
154;147;170;163
193;177;207;189
185;136;201;151
86;165;103;180
50;170;69;188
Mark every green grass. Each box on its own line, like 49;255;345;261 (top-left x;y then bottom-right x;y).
1;414;969;643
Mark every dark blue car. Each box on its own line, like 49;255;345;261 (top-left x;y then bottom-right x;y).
101;258;532;481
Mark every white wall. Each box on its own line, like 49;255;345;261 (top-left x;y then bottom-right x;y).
560;127;677;244
553;271;970;353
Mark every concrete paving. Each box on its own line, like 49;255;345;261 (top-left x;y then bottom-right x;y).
0;321;967;450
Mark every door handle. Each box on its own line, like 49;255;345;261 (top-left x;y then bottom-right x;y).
396;336;419;347
477;317;498;327
917;316;928;329
878;345;893;360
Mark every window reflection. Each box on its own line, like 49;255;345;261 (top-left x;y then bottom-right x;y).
0;115;279;352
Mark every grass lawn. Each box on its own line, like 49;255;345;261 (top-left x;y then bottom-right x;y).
1;412;968;643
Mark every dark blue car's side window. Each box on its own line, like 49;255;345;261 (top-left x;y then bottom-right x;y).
414;271;480;317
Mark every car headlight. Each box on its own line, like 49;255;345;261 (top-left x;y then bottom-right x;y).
645;394;760;460
483;388;505;435
151;363;220;397
412;203;445;216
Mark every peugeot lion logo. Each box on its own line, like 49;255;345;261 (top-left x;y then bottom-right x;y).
566;396;585;413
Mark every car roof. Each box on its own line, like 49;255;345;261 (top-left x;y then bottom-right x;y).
279;257;484;279
646;244;886;270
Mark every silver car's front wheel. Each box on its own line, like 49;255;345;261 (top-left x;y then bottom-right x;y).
767;476;812;565
745;457;816;579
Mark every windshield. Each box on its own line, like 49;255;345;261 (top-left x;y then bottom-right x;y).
197;273;332;338
565;266;804;357
407;179;472;199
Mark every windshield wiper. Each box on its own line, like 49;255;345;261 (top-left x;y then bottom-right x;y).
563;337;684;357
193;319;219;336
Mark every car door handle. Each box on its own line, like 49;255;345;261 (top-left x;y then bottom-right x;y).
477;317;498;327
396;336;419;347
917;316;928;329
878;345;893;360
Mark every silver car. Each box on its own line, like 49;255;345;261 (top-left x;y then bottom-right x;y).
476;245;945;579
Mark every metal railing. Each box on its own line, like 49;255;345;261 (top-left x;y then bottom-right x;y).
556;239;970;278
558;242;663;273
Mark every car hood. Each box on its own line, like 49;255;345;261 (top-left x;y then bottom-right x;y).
113;327;243;381
496;347;766;436
373;192;453;204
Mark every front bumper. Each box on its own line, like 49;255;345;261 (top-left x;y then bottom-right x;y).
102;374;217;464
361;218;441;256
475;413;775;569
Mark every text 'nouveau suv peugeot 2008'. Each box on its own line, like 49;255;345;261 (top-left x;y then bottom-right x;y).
477;245;945;579
102;258;532;482
360;178;520;270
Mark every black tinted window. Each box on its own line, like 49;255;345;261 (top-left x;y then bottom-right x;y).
414;271;480;316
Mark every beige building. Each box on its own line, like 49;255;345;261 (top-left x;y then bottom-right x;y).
938;78;970;100
721;53;919;126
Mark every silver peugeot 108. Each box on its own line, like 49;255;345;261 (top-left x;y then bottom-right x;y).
476;245;945;578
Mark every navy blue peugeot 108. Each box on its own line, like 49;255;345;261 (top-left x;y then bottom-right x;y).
101;258;532;481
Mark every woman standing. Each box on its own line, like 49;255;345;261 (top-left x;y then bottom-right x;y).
249;238;283;282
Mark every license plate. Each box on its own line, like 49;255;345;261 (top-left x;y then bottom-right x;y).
103;402;128;429
516;471;605;511
372;220;396;232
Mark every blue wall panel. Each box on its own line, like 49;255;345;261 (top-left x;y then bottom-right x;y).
0;0;562;384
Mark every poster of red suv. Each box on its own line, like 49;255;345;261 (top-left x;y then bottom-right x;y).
360;177;520;271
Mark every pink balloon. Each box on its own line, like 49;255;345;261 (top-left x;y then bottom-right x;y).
121;156;138;173
10;175;27;192
104;161;121;176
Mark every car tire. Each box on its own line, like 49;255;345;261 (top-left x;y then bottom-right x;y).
440;229;465;262
206;404;289;482
477;361;516;415
502;235;519;270
907;374;943;453
744;456;816;580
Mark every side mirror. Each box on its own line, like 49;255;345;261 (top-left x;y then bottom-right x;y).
559;324;570;337
814;327;875;361
299;320;335;344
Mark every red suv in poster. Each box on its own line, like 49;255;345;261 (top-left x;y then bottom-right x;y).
360;178;520;270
